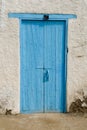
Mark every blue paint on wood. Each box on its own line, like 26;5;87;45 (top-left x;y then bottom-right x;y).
20;20;67;113
20;20;44;113
8;13;77;20
43;21;66;112
63;20;68;112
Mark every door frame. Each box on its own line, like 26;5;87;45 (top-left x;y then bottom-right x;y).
8;13;77;113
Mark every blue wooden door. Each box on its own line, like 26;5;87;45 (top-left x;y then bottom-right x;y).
20;20;66;113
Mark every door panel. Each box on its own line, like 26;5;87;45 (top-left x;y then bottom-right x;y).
20;20;66;113
44;22;56;111
55;22;66;112
20;21;44;113
44;21;66;112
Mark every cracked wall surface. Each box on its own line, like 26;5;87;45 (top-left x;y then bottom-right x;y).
0;0;87;113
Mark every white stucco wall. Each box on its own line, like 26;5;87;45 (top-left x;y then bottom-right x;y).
0;0;87;114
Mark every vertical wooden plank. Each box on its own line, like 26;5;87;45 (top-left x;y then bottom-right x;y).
55;21;66;112
44;21;66;112
20;21;29;111
29;21;43;112
63;20;68;112
20;20;44;113
44;21;56;112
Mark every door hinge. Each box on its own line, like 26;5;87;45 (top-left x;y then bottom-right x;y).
67;47;69;53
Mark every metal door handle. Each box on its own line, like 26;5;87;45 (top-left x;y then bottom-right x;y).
43;70;49;82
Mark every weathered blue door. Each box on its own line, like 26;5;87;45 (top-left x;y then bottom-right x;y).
20;20;66;113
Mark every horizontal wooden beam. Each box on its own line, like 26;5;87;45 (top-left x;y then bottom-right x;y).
8;13;77;20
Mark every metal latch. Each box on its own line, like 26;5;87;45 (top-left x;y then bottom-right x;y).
43;15;49;20
67;47;69;53
43;69;49;82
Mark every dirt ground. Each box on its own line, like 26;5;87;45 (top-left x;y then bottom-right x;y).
0;113;87;130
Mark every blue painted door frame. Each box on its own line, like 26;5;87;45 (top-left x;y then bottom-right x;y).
8;13;77;113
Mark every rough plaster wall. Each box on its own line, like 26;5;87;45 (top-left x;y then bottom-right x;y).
0;0;87;113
